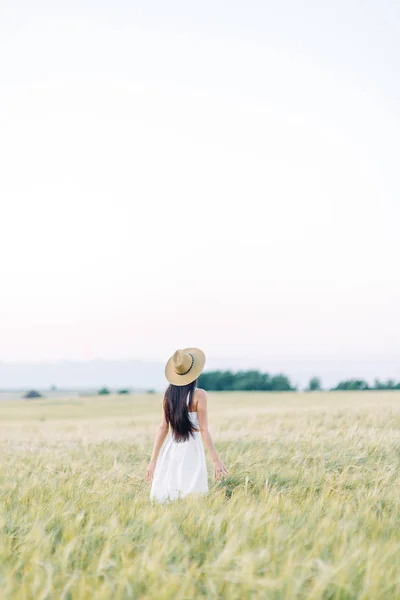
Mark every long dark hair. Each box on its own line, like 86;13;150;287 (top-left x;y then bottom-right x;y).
164;379;197;442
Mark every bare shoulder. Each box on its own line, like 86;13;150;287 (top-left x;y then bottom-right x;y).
194;388;207;399
194;388;208;408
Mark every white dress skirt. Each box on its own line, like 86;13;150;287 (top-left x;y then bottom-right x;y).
150;401;208;503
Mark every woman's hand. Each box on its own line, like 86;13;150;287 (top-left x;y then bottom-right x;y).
214;459;228;481
145;460;156;482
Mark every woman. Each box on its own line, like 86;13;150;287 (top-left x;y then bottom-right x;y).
145;347;228;502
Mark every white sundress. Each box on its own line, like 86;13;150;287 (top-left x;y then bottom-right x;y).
150;392;208;503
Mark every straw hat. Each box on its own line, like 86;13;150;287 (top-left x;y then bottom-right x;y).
165;348;206;386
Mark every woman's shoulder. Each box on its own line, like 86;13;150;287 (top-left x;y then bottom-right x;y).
194;388;208;404
194;387;207;397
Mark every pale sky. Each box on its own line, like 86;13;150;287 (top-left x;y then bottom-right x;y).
1;1;399;366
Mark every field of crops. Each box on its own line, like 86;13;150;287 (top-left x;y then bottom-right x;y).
0;391;400;599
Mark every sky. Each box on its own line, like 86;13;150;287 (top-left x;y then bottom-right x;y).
0;0;399;371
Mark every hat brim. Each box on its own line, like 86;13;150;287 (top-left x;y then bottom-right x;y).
165;348;206;386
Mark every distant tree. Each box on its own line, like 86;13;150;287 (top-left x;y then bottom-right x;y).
270;374;295;391
374;379;399;390
118;389;130;395
98;387;111;395
23;390;42;399
50;385;57;391
233;370;265;391
199;370;236;391
332;379;369;391
147;389;156;394
307;376;322;392
198;370;295;392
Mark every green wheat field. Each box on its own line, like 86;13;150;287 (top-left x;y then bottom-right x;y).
1;391;400;599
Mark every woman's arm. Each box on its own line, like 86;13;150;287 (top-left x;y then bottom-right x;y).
196;389;228;481
145;405;169;482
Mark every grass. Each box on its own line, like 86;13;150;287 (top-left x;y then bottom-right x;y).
0;391;400;599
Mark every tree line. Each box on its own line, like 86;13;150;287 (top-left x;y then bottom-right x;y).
20;373;400;398
332;378;400;391
198;371;400;392
198;370;295;391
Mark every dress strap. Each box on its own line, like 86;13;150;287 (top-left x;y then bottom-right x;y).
186;392;190;406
